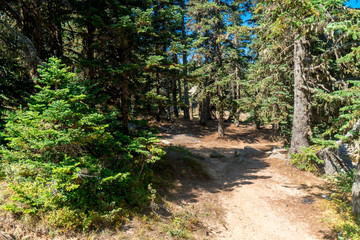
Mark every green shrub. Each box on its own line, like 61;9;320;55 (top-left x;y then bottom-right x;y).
0;57;164;230
327;195;360;240
290;145;324;173
332;169;356;194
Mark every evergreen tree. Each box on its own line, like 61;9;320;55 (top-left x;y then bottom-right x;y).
1;58;164;229
251;0;353;154
188;0;248;136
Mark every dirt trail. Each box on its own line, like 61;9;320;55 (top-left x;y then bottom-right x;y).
162;121;332;240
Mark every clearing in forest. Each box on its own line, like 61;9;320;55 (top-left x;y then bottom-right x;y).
150;119;333;240
0;120;334;240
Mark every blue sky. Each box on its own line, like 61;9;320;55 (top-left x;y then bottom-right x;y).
345;0;360;7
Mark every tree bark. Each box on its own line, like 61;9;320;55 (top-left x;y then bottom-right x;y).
181;0;190;120
121;75;129;135
172;79;179;118
353;161;360;215
184;81;190;120
199;95;211;125
199;98;207;125
218;105;225;137
289;37;311;158
190;101;193;120
156;75;162;122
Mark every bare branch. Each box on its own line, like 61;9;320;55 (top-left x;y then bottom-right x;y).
0;19;42;67
0;0;23;22
319;4;335;22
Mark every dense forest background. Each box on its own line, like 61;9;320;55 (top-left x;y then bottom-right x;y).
1;0;360;235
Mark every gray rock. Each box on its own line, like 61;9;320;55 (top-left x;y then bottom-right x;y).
159;125;177;133
317;147;354;175
234;146;263;157
321;194;331;201
128;123;137;134
210;151;225;158
161;140;171;145
267;148;288;160
234;149;244;157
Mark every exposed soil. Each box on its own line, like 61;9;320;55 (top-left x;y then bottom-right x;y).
157;119;334;240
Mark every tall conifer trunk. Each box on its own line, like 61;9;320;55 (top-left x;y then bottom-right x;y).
181;0;190;120
218;85;225;137
353;160;360;215
289;37;311;157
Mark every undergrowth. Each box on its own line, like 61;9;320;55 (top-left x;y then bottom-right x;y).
290;145;324;173
151;145;210;239
325;169;360;239
164;211;200;239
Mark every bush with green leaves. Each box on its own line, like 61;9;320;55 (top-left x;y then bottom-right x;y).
290;145;325;173
0;57;164;230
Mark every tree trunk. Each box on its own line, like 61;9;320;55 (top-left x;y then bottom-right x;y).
165;74;172;121
121;75;129;135
190;101;193;120
84;23;96;80
184;81;190;120
199;98;207;125
156;76;162;122
199;95;211;125
172;55;179;118
172;80;179;118
178;79;182;109
234;108;240;127
289;37;311;158
146;80;152;116
218;106;225;137
353;161;360;215
181;0;190;120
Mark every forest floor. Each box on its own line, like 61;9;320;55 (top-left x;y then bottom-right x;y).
139;119;335;240
0;119;337;240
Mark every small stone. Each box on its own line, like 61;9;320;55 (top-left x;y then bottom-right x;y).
210;151;225;158
234;149;244;157
302;197;315;204
161;140;171;144
321;194;331;201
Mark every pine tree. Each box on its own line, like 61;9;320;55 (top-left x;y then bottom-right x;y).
251;0;353;154
188;0;248;136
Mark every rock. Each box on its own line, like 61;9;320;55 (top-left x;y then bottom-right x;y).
268;148;288;160
317;148;353;175
234;147;263;163
234;149;244;157
302;197;315;204
321;194;331;201
210;151;225;158
160;125;177;133
161;140;171;145
128;123;137;134
234;146;263;157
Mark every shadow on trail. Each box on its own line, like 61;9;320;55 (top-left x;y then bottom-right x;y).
155;119;272;207
160;119;275;143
